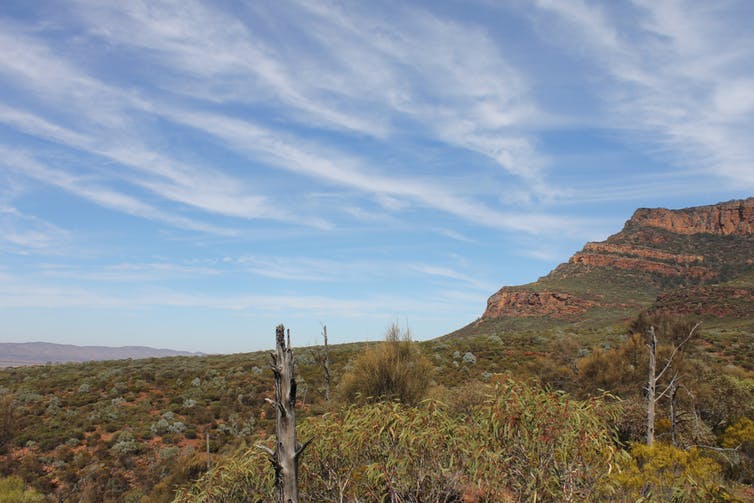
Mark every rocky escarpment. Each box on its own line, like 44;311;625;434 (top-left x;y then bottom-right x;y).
481;198;754;322
483;290;597;320
629;197;754;236
567;244;714;281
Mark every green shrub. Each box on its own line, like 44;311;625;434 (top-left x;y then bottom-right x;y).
721;417;754;483
474;378;620;501
175;378;622;502
613;443;728;502
0;476;44;503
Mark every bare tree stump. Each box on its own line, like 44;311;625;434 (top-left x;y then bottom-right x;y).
646;326;657;446
323;325;330;402
257;324;310;503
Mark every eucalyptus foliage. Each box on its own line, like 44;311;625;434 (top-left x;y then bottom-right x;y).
176;378;622;502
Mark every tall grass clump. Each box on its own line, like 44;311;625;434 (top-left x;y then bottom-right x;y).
339;323;434;405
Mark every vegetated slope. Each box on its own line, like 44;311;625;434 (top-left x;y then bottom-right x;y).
1;325;752;501
0;341;373;501
451;197;754;339
0;342;204;368
0;335;627;501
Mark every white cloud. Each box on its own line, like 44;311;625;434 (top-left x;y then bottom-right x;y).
0;271;476;319
434;228;476;244
0;206;71;254
0;147;239;235
71;0;391;137
233;255;494;290
288;1;548;183
39;262;222;282
533;0;754;187
0;2;603;237
71;0;551;191
160;107;591;235
0;106;320;229
409;264;496;292
0;27;323;229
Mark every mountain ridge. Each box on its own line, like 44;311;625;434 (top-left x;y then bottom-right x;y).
461;197;754;336
0;341;204;367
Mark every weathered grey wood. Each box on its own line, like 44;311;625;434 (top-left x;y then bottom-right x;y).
645;321;701;446
669;377;678;447
646;325;657;446
206;431;211;470
257;324;308;503
323;325;330;402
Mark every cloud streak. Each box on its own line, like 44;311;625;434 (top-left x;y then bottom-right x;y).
0;206;71;254
70;0;554;195
0;271;477;320
0;147;239;235
533;0;754;188
0;5;584;236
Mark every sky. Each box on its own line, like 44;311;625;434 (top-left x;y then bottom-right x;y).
1;0;753;354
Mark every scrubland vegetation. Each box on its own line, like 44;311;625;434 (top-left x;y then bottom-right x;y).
1;316;753;501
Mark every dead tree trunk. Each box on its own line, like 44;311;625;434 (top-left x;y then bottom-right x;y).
669;378;678;447
323;325;330;402
646;321;701;447
206;431;211;470
646;326;657;446
258;325;310;503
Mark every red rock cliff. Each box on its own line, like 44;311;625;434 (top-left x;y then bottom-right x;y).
483;290;597;320
482;198;754;321
629;198;754;236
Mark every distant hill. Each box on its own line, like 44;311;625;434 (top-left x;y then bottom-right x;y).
0;341;203;367
450;197;754;338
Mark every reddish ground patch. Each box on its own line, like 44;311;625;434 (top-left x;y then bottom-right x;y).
177;437;201;450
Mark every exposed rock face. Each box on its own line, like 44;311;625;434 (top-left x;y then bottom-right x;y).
629;198;754;236
483;290;597;320
482;198;754;322
580;243;703;263
568;250;715;280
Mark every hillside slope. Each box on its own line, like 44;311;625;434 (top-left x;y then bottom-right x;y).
453;198;754;337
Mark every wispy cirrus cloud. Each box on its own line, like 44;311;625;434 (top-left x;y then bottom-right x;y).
230;255;494;291
159;107;591;235
285;1;547;182
39;262;222;282
0;4;583;236
73;0;388;136
70;0;552;194
0;206;71;254
533;0;754;188
0;27;322;230
0;270;477;320
409;264;497;292
0;147;240;236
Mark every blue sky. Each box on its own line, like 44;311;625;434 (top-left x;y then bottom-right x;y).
1;1;753;353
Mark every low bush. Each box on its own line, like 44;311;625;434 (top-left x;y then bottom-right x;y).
175;378;622;502
614;442;728;502
0;476;44;503
339;324;434;405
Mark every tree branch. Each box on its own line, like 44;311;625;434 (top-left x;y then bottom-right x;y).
655;372;679;403
655;321;701;382
295;437;314;460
